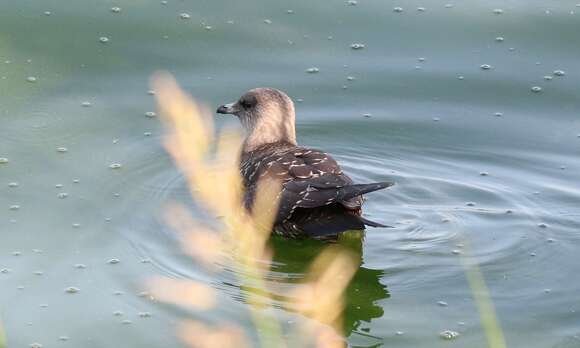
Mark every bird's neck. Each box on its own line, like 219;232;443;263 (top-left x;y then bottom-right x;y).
242;113;297;152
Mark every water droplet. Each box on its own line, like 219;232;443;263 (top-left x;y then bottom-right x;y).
393;7;404;13
495;37;504;42
553;70;565;76
113;310;124;316
138;312;152;318
204;25;213;31
72;223;81;228
65;286;80;294
417;7;426;12
180;13;191;19
479;171;489;176
30;343;43;348
74;263;87;269
480;64;492;70
287;9;295;14
0;268;10;274
362;113;372;118
544;76;553;81
494;112;503;117
57;192;68;199
27;76;37;83
538;223;548;228
531;86;543;93
466;202;476;207
0;157;9;164
347;0;358;5
144;111;156;118
122;319;132;325
81;101;92;107
543;288;551;293
418;57;426;62
396;331;405;336
34;271;44;276
505;209;513;214
493;8;504;14
110;7;121;13
305;67;320;74
58;336;69;342
12;251;22;256
452;249;462;255
432;117;440;122
530;252;537;257
44;11;52;16
350;43;365;50
439;330;459;340
109;163;122;169
57;147;68;153
445;4;454;8
144;132;152;136
99;36;110;44
263;19;272;24
437;301;449;307
108;258;120;264
547;238;555;243
8;182;18;188
457;76;465;80
9;205;20;211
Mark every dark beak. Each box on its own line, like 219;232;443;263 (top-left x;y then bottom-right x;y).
216;103;236;114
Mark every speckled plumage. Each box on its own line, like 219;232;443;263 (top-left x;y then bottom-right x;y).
217;88;393;240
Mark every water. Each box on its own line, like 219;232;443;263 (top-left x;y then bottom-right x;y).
1;0;580;347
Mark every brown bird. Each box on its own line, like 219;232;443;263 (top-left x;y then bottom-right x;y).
217;88;393;240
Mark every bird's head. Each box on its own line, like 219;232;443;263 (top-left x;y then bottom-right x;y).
217;88;296;151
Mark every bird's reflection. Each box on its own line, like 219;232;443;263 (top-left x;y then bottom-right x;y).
267;233;389;338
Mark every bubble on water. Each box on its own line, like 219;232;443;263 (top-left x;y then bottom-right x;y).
445;4;454;8
138;312;152;318
74;263;86;269
8;182;19;187
452;249;463;255
57;192;68;199
56;184;64;189
538;223;548;228
57;147;68;153
553;70;565;76
17;285;25;290
432;117;440;122
204;25;213;31
180;13;191;19
396;331;405;336
437;301;449;307
9;204;20;211
72;223;81;228
493;9;504;14
393;7;404;13
418;57;426;62
287;9;295;14
457;76;464;80
114;291;124;296
466;202;476;207
12;251;22;256
547;238;555;243
122;320;132;325
58;336;69;342
27;76;37;83
495;37;504;42
111;7;121;13
144;111;156;118
44;11;52;16
351;43;365;50
144;132;152;136
347;0;358;5
440;330;459;340
531;86;543;93
140;258;151;263
81;101;92;107
494;112;503;117
305;67;320;74
109;163;122;169
65;286;80;294
0;157;9;164
505;209;513;214
363;113;372;118
530;252;537;257
99;36;109;43
147;90;156;95
30;343;43;348
417;7;426;12
161;0;167;4
137;291;150;298
543;288;551;294
544;76;553;81
34;271;44;276
479;171;489;176
113;310;124;316
108;258;120;264
480;64;492;70
263;19;272;24
1;268;10;274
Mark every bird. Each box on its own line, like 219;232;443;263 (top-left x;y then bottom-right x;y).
216;88;393;240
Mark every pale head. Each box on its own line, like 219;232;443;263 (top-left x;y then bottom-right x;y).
216;88;297;152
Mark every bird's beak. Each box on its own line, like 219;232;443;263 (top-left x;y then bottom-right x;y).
216;102;236;115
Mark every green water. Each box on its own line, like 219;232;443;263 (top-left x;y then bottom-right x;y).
1;0;580;347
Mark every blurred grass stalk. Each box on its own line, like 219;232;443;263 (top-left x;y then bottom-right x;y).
461;243;507;348
151;72;357;348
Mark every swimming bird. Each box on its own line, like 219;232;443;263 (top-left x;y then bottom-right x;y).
217;88;393;240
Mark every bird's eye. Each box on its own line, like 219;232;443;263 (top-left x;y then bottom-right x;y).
239;98;252;109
